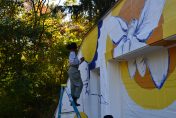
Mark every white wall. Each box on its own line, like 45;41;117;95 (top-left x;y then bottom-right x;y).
89;68;101;118
107;61;123;118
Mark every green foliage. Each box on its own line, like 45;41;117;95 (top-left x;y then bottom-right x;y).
79;0;116;21
60;0;117;22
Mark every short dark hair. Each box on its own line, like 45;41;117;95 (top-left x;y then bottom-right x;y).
66;42;77;50
104;115;113;118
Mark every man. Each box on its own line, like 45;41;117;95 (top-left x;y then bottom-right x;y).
66;42;84;106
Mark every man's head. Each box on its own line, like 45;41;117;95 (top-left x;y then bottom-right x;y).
66;42;77;51
104;115;113;118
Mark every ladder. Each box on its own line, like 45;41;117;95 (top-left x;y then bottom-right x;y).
57;84;82;118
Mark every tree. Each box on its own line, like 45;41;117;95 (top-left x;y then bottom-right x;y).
63;0;117;22
0;0;87;117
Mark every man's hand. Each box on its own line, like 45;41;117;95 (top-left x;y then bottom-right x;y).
80;57;85;64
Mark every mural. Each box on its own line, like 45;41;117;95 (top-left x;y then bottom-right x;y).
120;47;176;109
105;0;169;89
107;0;165;56
79;0;176;117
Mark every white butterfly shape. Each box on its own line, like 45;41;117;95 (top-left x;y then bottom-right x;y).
105;0;167;89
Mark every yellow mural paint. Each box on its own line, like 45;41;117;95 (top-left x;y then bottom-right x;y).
81;27;98;62
163;0;176;39
105;35;114;61
120;61;176;109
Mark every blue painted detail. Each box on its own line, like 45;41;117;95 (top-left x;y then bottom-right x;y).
134;30;153;43
88;20;103;70
88;48;98;70
112;35;127;45
136;0;147;32
135;0;148;34
134;0;154;42
115;16;128;32
112;17;128;45
148;51;170;89
90;93;109;105
98;20;103;39
113;16;154;45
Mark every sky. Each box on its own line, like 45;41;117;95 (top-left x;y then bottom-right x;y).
49;0;80;5
48;0;80;21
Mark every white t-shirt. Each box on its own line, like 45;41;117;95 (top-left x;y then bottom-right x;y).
69;51;79;66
